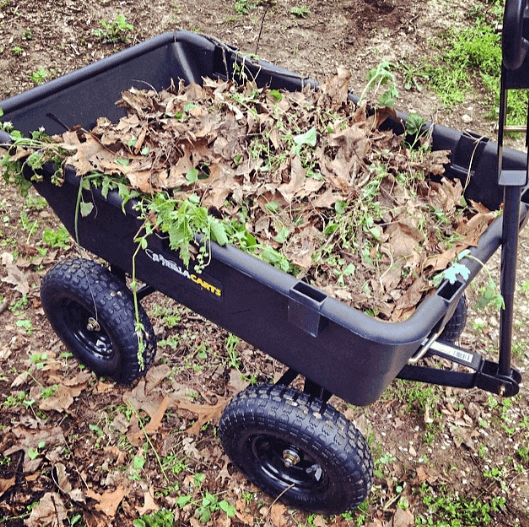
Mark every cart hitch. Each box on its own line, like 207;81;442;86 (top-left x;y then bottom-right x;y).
398;339;522;397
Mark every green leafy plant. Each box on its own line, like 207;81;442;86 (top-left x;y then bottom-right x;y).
358;61;399;107
42;226;71;249
28;68;49;86
133;509;175;527
291;6;310;18
138;193;228;272
176;489;236;523
234;0;256;14
93;14;134;44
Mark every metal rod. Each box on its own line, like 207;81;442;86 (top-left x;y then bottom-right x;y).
499;186;522;376
503;125;527;132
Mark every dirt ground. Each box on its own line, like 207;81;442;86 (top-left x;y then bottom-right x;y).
1;0;528;526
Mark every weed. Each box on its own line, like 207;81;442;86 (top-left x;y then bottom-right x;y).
242;491;254;504
42;226;71;249
3;391;30;408
471;320;485;333
176;487;236;523
25;194;48;211
358;61;398;107
133;509;175;527
93;14;134;44
416;483;506;526
225;333;241;369
11;46;23;55
150;304;181;328
16;319;33;335
30;352;48;369
373;452;397;478
28;68;49;86
517;445;529;463
483;465;509;492
129;452;147;480
291;6;310;17
40;385;59;399
22;28;32;40
9;296;28;316
234;0;256;15
162;453;187;475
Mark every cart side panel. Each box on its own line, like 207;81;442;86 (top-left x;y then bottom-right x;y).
30;170;433;406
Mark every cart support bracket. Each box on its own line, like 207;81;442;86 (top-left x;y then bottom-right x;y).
399;340;521;397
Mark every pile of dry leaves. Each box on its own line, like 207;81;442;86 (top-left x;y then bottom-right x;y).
50;69;495;320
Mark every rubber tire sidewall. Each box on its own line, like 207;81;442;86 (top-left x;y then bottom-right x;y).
40;258;156;383
440;295;467;343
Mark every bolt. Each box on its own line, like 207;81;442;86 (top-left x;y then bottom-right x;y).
87;317;101;332
283;448;300;468
498;384;506;396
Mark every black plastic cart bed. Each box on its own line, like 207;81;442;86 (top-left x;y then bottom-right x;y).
1;8;528;514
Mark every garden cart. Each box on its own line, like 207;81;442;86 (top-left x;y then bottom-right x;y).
0;0;528;513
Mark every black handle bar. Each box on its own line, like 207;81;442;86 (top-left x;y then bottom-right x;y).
503;0;529;70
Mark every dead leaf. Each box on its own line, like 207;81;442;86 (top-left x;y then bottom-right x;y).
1;252;30;296
24;492;68;527
137;486;159;516
39;376;90;412
145;363;172;392
172;397;228;435
95;380;114;394
0;476;16;497
236;498;254;526
216;455;232;485
278;155;306;202
270;503;289;527
395;275;428;312
61;131;105;176
54;463;72;493
312;188;343;208
228;369;249;394
392;507;414;527
4;426;65;473
126;415;144;447
86;484;127;518
123;379;167;421
318;67;352;109
11;371;29;388
144;395;171;434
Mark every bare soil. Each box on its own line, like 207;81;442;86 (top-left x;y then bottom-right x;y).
1;1;528;526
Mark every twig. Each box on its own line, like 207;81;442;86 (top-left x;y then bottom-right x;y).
127;401;170;483
255;1;276;56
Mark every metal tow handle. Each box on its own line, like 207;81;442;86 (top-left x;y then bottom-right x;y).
497;0;529;377
503;0;529;69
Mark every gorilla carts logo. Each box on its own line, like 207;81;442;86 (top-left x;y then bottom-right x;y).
145;249;222;298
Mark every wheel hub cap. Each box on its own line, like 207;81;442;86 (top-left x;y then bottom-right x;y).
282;448;301;468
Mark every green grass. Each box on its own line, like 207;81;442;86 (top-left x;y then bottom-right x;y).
401;0;528;125
416;483;506;526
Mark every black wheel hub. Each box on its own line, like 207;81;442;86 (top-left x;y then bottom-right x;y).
65;300;114;360
249;434;327;492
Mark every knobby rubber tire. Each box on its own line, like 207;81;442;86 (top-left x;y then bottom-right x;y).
439;295;467;343
219;384;374;514
40;258;156;383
